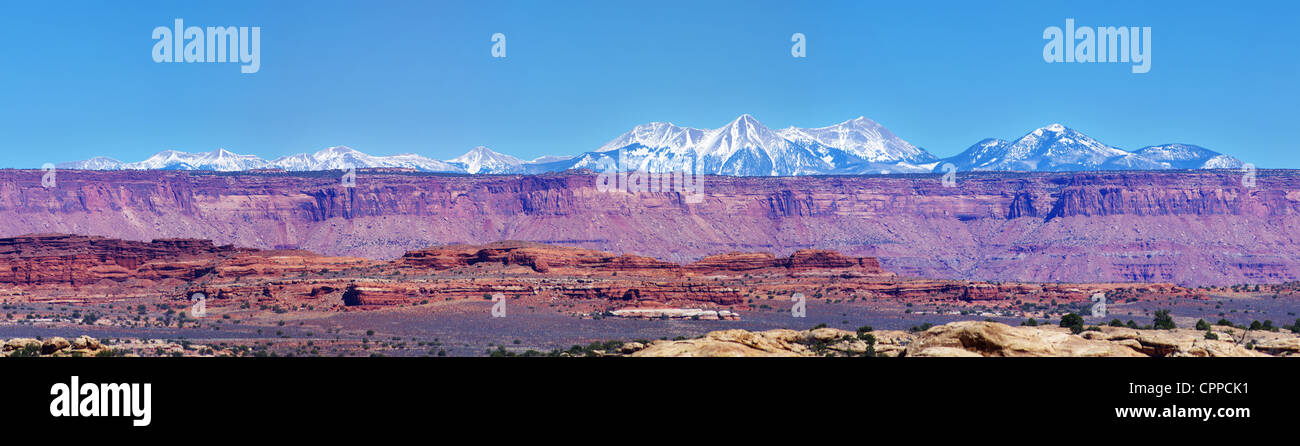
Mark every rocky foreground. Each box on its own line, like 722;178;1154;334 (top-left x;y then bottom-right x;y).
7;321;1299;358
623;321;1300;357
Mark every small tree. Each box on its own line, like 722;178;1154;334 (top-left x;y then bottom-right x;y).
1152;310;1176;330
1195;319;1210;331
1059;313;1084;330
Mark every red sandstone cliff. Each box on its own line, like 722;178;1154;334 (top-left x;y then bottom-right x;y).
0;170;1295;285
0;234;1199;310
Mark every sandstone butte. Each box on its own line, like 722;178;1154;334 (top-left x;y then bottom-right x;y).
0;169;1295;287
625;321;1300;358
0;234;1200;313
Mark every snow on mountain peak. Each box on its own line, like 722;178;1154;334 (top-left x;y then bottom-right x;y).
941;126;1244;172
448;146;523;174
777;115;934;163
55;117;1250;176
698;114;784;157
596;121;706;154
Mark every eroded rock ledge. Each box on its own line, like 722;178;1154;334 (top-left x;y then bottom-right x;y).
625;321;1300;357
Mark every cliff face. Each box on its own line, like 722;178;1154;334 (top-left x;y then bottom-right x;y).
0;234;1196;313
0;169;1296;285
0;234;239;286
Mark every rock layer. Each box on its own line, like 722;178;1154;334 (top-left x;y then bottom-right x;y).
0;235;1193;312
627;322;1299;357
0;170;1296;285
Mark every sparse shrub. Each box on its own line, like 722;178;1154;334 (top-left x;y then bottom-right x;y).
1152;310;1176;330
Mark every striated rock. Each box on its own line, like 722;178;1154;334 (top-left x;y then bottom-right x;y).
632;329;810;357
0;233;1200;312
787;250;882;272
632;327;877;357
629;322;1297;357
904;322;1145;357
0;234;239;286
0;170;1294;285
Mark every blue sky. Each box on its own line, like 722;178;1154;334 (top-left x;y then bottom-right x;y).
1;0;1296;167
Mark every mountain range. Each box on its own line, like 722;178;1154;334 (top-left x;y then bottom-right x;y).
57;116;1245;175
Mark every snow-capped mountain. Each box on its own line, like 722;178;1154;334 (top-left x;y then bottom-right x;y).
56;156;127;170
776;116;936;164
943;124;1129;171
939;125;1244;172
1132;144;1245;169
539;114;937;176
269;146;462;172
56;117;1249;176
61;147;465;173
104;149;273;171
448;146;524;174
595;122;707;154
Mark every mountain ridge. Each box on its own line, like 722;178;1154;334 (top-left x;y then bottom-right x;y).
57;116;1248;174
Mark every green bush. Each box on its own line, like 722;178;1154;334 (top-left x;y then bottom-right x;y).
1059;313;1084;328
1059;313;1084;333
1152;310;1176;330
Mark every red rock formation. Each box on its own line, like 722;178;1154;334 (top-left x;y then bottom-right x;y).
0;234;1200;311
1;168;1294;286
0;234;238;286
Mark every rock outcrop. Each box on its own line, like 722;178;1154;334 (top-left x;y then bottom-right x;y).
398;242;886;276
626;322;1299;357
0;234;240;286
0;170;1294;285
2;335;105;357
0;234;1198;311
